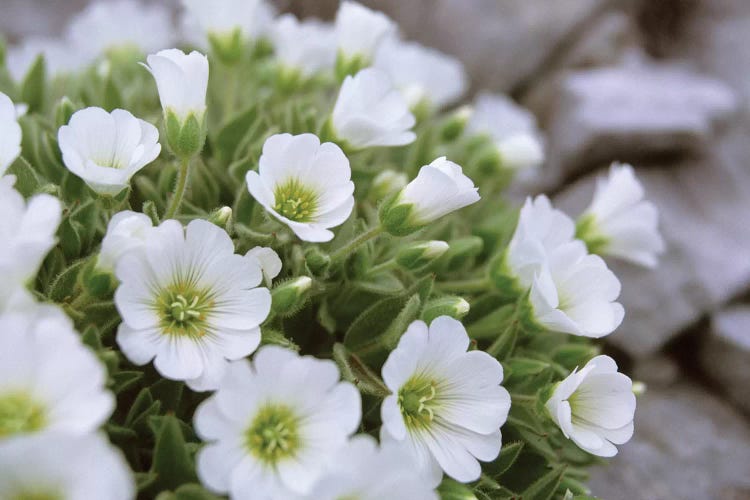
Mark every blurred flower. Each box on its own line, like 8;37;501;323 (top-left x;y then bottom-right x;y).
58;107;161;196
467;92;545;172
380;316;511;484
577;163;665;268
546;355;636;457
374;38;467;110
246;247;282;287
114;219;271;391
332;68;416;149
194;346;361;498
246;133;354;242
303;435;439;500
270;14;336;77
66;0;174;60
145;49;209;123
528;240;624;338
380;157;479;236
0;433;134;500
180;0;275;49
5;37;83;82
0;310;114;440
370;169;408;201
395;240;450;270
335;1;396;67
0;92;22;176
0;176;61;288
97;211;156;273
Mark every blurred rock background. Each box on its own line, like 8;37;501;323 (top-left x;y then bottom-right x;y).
3;0;750;498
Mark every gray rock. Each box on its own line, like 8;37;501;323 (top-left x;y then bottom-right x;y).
543;59;737;186
555;129;750;357
587;382;750;500
702;305;750;414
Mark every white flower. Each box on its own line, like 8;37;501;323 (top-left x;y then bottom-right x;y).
6;37;83;82
528;240;624;338
467;92;545;172
578;163;665;268
115;219;271;391
0;310;114;440
246;247;282;287
66;0;174;60
144;49;209;122
332;68;416;149
246;133;355;243
381;157;479;235
304;435;438;500
270;14;336;77
546;355;636;457
194;346;361;498
97;211;156;272
374;38;467;109
380;316;511;484
502;195;575;290
58;107;161;196
181;0;275;45
0;92;22;177
0;176;61;287
335;1;396;64
0;433;134;500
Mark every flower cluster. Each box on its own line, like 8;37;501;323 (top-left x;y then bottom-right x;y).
0;0;663;498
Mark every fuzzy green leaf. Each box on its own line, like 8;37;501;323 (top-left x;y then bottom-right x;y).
149;415;198;491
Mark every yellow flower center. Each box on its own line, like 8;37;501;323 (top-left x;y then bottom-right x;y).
245;404;301;465
155;283;215;338
398;376;439;430
0;391;46;438
273;179;319;223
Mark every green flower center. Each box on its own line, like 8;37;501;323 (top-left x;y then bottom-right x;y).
0;392;46;438
245;404;301;465
155;283;215;338
273;179;319;223
398;376;439;430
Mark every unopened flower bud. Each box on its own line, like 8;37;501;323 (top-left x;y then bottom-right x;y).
441;105;473;142
370;170;408;202
208;206;233;230
54;96;77;129
304;247;331;275
421;296;470;323
395;240;449;270
271;276;313;316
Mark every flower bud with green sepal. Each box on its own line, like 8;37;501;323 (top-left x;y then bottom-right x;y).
421;296;470;323
395;240;449;271
164;108;206;160
271;277;313;317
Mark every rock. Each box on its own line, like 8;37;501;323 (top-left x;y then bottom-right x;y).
554;128;750;357
587;382;750;500
701;305;750;414
542;59;737;187
357;0;623;92
632;354;681;388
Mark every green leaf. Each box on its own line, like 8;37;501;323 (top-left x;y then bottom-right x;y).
174;484;223;500
489;441;525;478
111;370;144;394
438;478;478;500
58;216;83;259
522;466;566;500
261;327;300;351
124;388;154;427
149;415;198;491
379;293;421;351
48;260;85;302
505;358;551;379
81;325;103;351
136;472;158;492
104;77;123;110
352;272;404;296
332;343;390;397
6;156;43;197
344;294;410;353
215;105;258;163
21;54;45;112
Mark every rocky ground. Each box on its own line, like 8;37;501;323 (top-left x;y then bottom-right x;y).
3;0;750;498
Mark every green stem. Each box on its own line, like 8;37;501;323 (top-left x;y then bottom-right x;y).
366;258;396;276
437;276;491;293
164;156;192;220
330;225;384;263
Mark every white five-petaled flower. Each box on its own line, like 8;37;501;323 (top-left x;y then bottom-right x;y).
380;157;480;236
335;1;396;65
0;433;134;500
246;247;282;288
0;176;61;288
270;14;337;77
467;92;545;172
144;49;209;123
97;211;156;273
380;316;511;485
66;0;174;61
546;355;636;457
114;219;272;391
181;0;276;46
374;38;468;110
58;107;161;196
303;435;438;500
528;240;624;338
194;346;362;499
246;133;355;243
0;309;114;440
0;92;22;176
578;163;665;268
332;68;416;149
